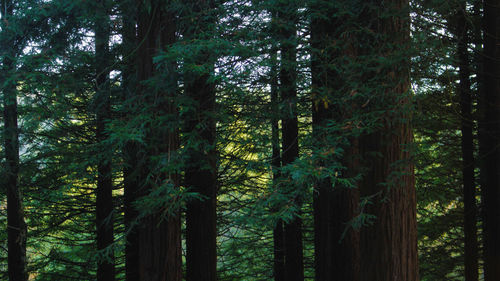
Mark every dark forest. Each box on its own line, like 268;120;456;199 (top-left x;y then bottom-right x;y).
0;0;498;280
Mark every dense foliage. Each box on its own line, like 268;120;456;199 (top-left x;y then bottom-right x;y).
0;0;496;280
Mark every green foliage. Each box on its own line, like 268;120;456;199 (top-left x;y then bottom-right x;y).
0;0;481;280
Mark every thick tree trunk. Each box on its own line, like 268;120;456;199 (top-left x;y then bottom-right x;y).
183;1;217;281
454;5;479;281
130;1;182;280
276;4;303;280
359;1;418;280
1;1;27;280
310;3;360;280
481;0;500;280
94;1;115;280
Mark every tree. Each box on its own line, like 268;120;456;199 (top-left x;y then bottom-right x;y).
480;0;500;280
358;1;418;280
121;0;140;279
310;1;360;280
1;0;28;280
270;40;285;281
94;0;115;280
132;0;182;280
182;0;218;280
453;2;479;280
273;2;304;280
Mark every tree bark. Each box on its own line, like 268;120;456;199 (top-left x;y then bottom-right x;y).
1;1;28;280
358;1;418;280
454;5;479;281
310;2;360;280
183;1;218;280
94;1;115;280
134;1;182;280
480;0;500;280
121;0;139;278
275;3;303;280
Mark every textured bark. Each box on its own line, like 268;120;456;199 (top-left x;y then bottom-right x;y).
1;1;28;280
454;5;479;281
311;3;360;280
276;3;304;280
358;1;418;280
95;1;115;280
183;1;217;280
481;0;500;280
128;1;182;280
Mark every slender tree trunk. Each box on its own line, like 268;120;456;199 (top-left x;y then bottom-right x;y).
454;5;479;281
310;3;360;280
121;0;140;279
481;0;500;280
94;1;115;280
183;1;217;280
270;48;285;281
359;1;418;280
275;3;303;280
135;1;182;280
1;1;27;280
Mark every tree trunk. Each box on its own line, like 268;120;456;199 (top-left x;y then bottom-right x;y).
480;0;500;280
359;1;418;280
276;3;303;280
94;1;115;280
121;0;139;278
311;3;360;280
183;1;218;280
454;5;479;281
1;1;28;280
134;0;182;281
270;47;285;281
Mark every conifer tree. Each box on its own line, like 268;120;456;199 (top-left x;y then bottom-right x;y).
182;0;218;280
310;1;360;280
129;0;182;279
358;0;418;280
453;2;479;280
480;0;500;280
94;0;115;279
275;1;304;279
1;0;27;279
